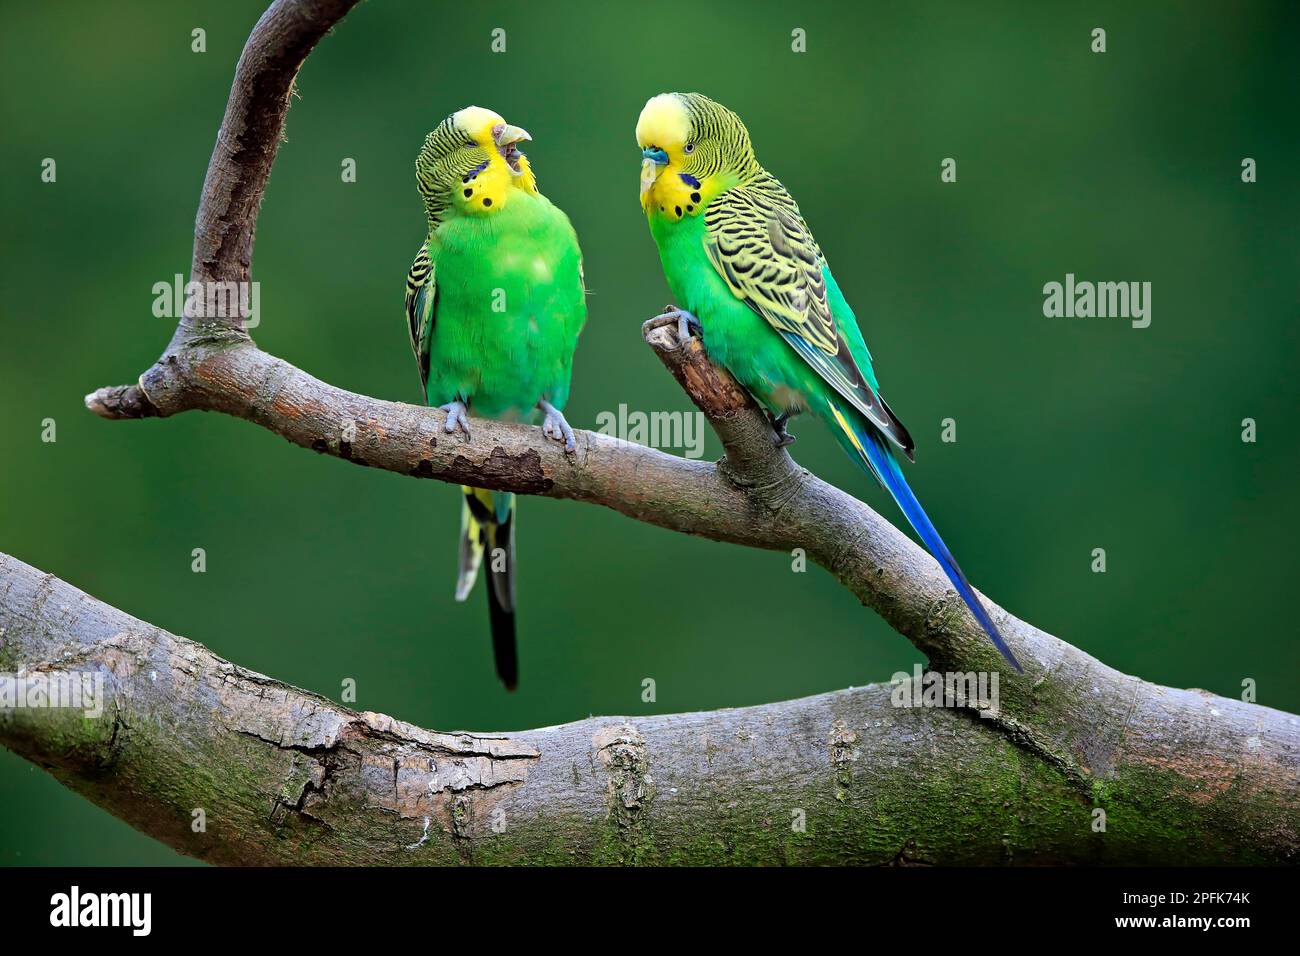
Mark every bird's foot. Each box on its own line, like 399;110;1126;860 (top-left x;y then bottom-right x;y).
439;400;471;440
643;304;702;348
771;411;797;448
538;399;576;453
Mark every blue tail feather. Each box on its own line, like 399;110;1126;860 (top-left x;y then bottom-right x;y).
827;401;1023;672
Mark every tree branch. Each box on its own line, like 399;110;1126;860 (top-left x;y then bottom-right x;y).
4;0;1289;863
2;551;1296;865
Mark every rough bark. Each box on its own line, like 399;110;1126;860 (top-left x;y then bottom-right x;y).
2;551;1296;865
2;0;1294;864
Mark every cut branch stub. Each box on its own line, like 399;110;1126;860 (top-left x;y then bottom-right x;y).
643;324;804;491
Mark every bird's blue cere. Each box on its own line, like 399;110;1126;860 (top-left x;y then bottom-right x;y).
642;147;668;165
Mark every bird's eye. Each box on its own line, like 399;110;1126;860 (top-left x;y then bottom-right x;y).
684;143;695;154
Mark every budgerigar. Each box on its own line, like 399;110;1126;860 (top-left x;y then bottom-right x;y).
406;106;586;688
635;92;1021;671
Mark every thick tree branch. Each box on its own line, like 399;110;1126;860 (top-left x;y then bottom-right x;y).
6;0;1287;863
1;551;1296;865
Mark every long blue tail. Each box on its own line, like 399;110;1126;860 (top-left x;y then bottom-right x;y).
824;400;1022;672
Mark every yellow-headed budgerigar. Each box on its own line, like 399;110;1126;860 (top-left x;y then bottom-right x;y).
635;92;1020;671
406;106;586;688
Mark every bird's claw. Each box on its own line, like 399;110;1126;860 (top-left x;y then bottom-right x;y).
538;399;576;453
771;411;797;448
643;304;702;348
439;400;471;440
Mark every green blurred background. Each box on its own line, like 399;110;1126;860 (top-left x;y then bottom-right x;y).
1;0;1296;864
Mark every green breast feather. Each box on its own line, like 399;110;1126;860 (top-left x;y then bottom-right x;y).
406;192;585;421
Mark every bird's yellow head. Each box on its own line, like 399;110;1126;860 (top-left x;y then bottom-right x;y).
416;105;537;224
636;92;756;218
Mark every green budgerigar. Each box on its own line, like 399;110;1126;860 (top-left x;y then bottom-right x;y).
406;106;586;688
636;92;1021;671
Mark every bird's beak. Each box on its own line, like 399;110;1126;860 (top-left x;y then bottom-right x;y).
493;124;532;147
640;157;661;198
639;147;669;198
